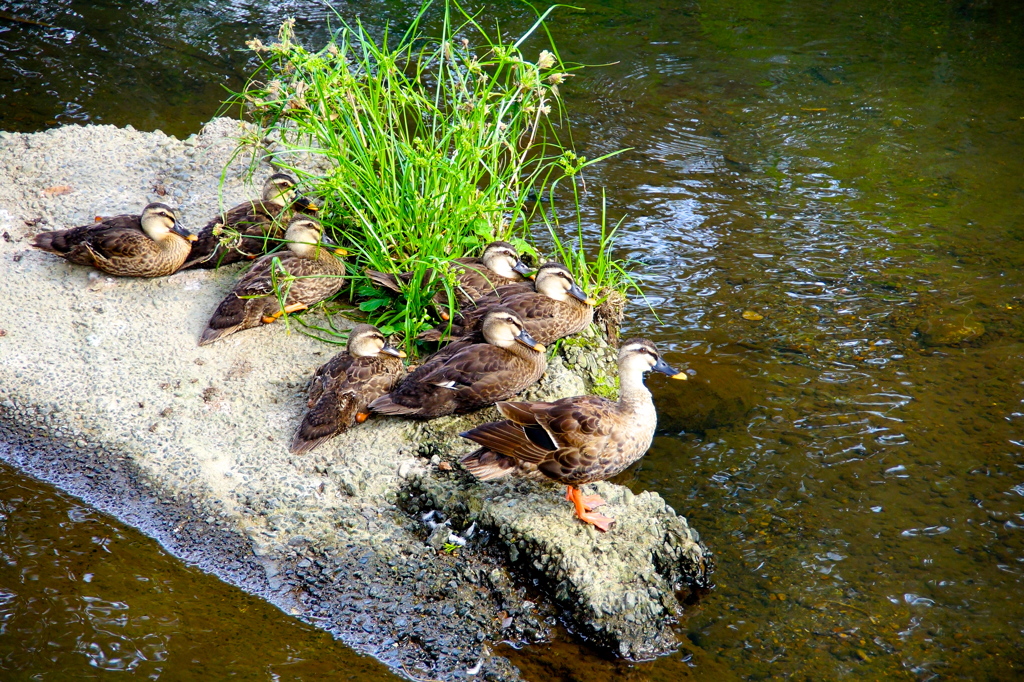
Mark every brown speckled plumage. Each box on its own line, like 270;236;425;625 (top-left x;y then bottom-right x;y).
290;325;407;454
198;216;345;346
418;263;593;345
460;339;687;531
368;309;546;419
365;241;532;314
183;173;316;269
31;203;192;277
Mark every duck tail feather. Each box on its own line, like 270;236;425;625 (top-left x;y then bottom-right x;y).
460;447;518;480
368;394;420;416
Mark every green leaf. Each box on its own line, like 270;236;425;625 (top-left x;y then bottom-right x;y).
358;298;390;312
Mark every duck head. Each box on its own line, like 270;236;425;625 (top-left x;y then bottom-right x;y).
534;262;596;305
347;323;406;358
284;216;331;258
618;338;687;380
140;202;194;242
480;241;532;279
480;307;545;353
263;173;299;207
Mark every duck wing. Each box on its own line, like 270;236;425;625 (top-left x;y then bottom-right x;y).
461;396;616;478
32;215;143;262
306;351;355;406
295;355;405;450
184;201;286;268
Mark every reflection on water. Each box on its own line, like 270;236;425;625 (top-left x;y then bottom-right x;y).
3;0;1024;680
0;460;399;680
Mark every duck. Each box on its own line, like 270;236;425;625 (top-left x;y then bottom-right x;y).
418;262;595;345
368;308;547;419
198;216;347;346
459;338;687;532
31;202;195;277
182;172;318;269
290;324;408;454
366;241;533;320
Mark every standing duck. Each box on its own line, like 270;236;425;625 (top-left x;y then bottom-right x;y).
418;262;595;345
198;216;346;346
368;308;547;419
290;324;407;454
366;241;533;319
182;172;318;269
31;203;195;277
460;338;687;532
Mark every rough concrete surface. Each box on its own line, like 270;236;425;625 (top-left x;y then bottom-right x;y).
0;119;714;680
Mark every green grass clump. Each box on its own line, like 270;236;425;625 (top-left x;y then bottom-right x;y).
228;1;633;353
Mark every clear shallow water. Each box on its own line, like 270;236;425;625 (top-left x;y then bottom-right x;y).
2;0;1024;680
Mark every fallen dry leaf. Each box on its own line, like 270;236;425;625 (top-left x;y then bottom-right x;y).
742;310;764;321
43;185;72;196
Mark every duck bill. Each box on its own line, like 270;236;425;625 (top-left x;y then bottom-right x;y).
172;224;196;242
381;344;407;359
295;196;319;213
512;260;534;279
515;329;545;353
319;233;348;256
652;357;687;379
568;281;596;306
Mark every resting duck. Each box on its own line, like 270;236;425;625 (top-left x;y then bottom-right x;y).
366;241;533;319
31;202;194;277
290;324;407;454
198;216;346;346
418;262;595;345
460;338;687;532
183;172;318;269
368;308;546;419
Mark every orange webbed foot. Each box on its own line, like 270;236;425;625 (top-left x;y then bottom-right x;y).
579;510;615;532
565;485;606;511
355;412;370;423
568;486;615;531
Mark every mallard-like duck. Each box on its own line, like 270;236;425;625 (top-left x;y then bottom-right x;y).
198;216;346;346
368;308;547;419
418;262;595;345
290;324;408;454
366;241;533;319
183;173;318;269
460;338;687;532
31;203;195;277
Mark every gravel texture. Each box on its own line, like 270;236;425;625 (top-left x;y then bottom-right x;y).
0;119;714;679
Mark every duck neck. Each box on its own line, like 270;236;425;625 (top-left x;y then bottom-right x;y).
156;233;187;251
503;341;538;362
618;365;653;411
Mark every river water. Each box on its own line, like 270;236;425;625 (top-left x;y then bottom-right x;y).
2;1;1022;680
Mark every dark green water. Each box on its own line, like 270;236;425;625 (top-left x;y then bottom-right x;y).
2;0;1023;680
0;457;399;680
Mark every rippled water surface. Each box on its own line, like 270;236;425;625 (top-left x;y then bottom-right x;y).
0;459;399;679
3;0;1024;680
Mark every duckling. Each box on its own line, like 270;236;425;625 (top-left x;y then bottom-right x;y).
368;308;547;419
418;262;595;345
366;241;533;319
183;173;318;269
198;216;346;346
290;324;407;454
31;203;195;277
460;338;687;532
